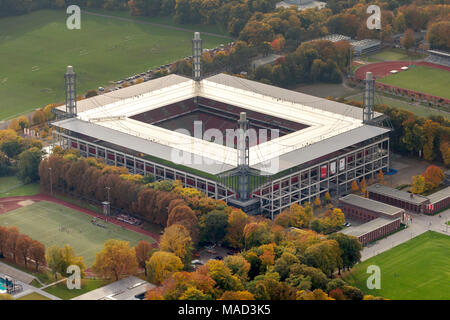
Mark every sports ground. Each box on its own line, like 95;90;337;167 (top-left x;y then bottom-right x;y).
0;9;226;120
0;200;156;266
378;66;450;100
344;231;450;300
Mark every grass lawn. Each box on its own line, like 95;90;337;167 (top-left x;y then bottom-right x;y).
378;66;450;99
17;292;52;300
344;231;450;300
365;48;423;62
0;176;40;198
0;201;155;266
43;278;109;300
0;9;226;120
345;92;450;118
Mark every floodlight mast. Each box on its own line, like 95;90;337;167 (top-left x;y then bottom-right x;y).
65;65;77;117
237;112;250;200
192;32;202;81
363;71;375;123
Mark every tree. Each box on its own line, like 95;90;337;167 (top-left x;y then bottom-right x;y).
225;209;249;249
220;290;255;300
200;210;229;245
29;240;46;272
377;170;384;184
360;178;367;196
297;289;333;300
147;251;183;284
5;227;20;263
16;234;33;268
92;239;138;281
426;21;450;51
243;221;273;249
401;29;416;52
17;147;42;183
31;109;46;126
180;287;211;300
304;240;342;277
159;224;192;264
135;240;154;276
351;180;359;193
423;165;444;191
314;197;321;208
328;233;362;272
223;255;251;282
411;175;426;194
205;260;243;294
324;192;331;204
46;245;85;279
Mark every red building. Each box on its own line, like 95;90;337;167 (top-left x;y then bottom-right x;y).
342;218;401;246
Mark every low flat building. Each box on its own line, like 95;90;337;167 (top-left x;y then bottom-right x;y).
342;217;401;246
72;276;154;300
339;194;404;222
366;183;429;213
424;187;450;214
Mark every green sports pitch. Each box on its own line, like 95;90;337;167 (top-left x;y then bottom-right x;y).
344;231;450;300
0;201;155;266
0;9;226;120
378;66;450;100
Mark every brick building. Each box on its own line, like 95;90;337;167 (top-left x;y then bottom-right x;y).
424;187;450;214
339;194;404;222
342;217;401;246
366;184;428;213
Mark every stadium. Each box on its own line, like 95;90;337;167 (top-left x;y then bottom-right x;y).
52;33;390;218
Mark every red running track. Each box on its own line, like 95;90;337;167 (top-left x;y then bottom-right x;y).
0;194;160;244
355;61;450;80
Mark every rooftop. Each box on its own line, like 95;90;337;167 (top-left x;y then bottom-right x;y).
367;184;429;205
342;217;400;238
72;276;154;300
339;194;404;217
54;73;389;175
426;187;450;204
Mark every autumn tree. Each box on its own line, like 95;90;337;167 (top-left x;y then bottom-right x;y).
220;290;255;300
16;234;33;268
423;165;444;191
5;227;20;263
401;29;416;52
147;251;184;284
199;210;229;245
29;240;46;272
46;244;86;279
351;180;359;193
159;224;192;265
411;175;426;194
360;178;367;196
377;170;384;184
304;240;342;277
223;255;251;282
328;233;362;272
93;240;138;281
134;240;154;276
225;209;249;249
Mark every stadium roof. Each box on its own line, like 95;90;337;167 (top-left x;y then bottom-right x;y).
367;184;429;205
54;73;388;175
339;194;404;217
341;217;400;238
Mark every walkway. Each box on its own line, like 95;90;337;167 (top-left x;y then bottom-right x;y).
361;208;450;261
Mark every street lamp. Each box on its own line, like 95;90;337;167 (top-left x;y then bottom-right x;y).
104;186;111;222
49;167;53;196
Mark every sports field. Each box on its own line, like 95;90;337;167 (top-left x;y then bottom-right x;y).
344;231;450;300
366;48;423;62
0;201;155;266
378;66;450;99
0;9;226;120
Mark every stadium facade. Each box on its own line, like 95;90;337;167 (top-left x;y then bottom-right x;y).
52;36;390;219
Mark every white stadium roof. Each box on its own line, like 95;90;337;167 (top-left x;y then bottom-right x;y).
54;73;388;175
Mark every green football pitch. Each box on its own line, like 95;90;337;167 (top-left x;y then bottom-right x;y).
344;231;450;300
0;201;155;266
0;9;226;120
378;66;450;100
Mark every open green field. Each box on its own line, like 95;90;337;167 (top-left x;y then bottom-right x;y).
345;92;450;118
17;292;52;300
344;231;450;300
0;176;40;198
365;48;423;62
378;66;450;99
0;201;155;266
0;9;226;120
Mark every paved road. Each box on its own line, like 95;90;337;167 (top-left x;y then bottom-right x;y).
84;11;234;40
361;208;450;261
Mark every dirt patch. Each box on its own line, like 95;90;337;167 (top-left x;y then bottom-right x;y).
17;200;35;207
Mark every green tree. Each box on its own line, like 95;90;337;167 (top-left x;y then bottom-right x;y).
17;147;42;183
